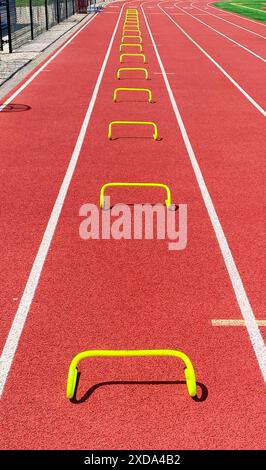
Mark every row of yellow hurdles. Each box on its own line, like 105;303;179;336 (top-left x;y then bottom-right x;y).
66;9;197;401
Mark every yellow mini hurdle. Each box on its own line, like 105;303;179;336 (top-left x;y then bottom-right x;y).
99;182;171;208
124;24;139;28
123;28;141;33
113;87;152;103
124;20;139;24
116;67;149;80
123;30;141;35
122;36;142;43
108;121;158;140
120;43;143;52
66;349;197;399
123;25;140;29
120;53;146;63
124;24;140;29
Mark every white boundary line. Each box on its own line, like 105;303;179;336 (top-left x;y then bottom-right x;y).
173;3;266;62
0;4;125;398
157;2;266;117
207;1;266;29
141;2;266;381
0;13;99;111
192;2;266;39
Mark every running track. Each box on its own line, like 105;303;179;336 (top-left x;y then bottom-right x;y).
0;0;265;449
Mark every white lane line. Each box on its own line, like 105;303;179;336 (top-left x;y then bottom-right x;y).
0;13;99;111
174;4;266;62
141;2;266;381
207;2;266;30
157;3;266;117
0;4;125;398
212;319;266;326
194;3;266;39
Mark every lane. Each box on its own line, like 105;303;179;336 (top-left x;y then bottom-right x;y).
145;2;266;341
158;1;266;110
175;1;266;58
0;2;265;450
0;8;121;355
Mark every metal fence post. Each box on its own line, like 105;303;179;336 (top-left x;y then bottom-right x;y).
65;0;68;18
56;0;60;23
44;0;49;30
6;0;12;52
29;0;34;40
0;2;3;51
72;0;74;15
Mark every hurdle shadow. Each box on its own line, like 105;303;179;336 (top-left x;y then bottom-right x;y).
118;77;152;81
70;374;208;404
0;104;31;113
111;136;163;141
115;100;157;104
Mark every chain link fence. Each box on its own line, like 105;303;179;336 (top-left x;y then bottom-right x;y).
0;0;75;52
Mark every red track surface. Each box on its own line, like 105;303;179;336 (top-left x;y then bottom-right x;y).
0;1;265;449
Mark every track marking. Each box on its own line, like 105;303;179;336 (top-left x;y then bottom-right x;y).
0;13;100;111
212;319;266;326
141;2;266;381
157;3;266;117
193;3;266;39
174;4;266;62
0;4;125;398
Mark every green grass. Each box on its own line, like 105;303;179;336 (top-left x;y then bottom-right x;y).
213;0;266;22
